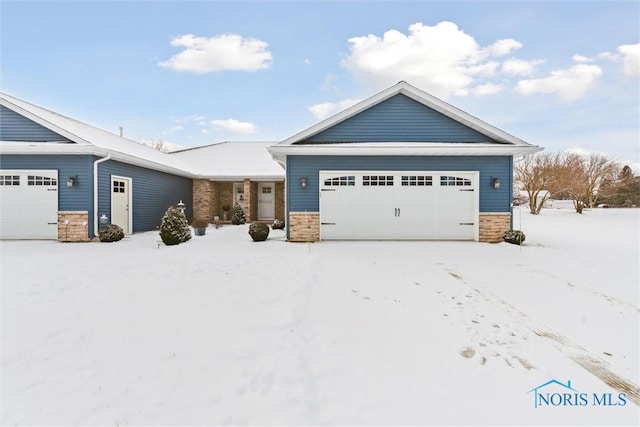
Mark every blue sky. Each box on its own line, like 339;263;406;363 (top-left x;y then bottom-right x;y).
2;1;639;167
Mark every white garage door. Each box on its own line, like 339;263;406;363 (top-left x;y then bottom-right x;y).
319;171;478;240
0;170;59;239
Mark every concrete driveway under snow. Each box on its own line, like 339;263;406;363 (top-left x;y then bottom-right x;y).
1;208;638;425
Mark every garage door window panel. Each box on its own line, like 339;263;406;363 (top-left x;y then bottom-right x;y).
0;175;20;186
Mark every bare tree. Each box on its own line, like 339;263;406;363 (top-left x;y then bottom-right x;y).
514;152;563;214
560;153;618;213
137;139;169;153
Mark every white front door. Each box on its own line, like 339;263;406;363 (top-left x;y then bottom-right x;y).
319;171;478;240
0;170;58;239
111;176;131;234
258;183;275;220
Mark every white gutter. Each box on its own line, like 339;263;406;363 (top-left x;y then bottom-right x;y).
93;154;112;237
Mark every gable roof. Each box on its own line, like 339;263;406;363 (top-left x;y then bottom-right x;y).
171;141;284;180
269;81;542;162
0;92;194;178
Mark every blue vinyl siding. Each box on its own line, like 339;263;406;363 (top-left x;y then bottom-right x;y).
304;95;495;143
287;155;512;213
0;106;71;142
98;160;193;232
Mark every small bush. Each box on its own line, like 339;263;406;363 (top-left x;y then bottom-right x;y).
159;206;192;245
231;204;246;225
98;224;124;242
503;229;526;245
272;219;285;230
248;222;270;242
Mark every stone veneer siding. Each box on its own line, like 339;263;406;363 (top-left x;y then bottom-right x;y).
275;182;285;221
193;179;212;222
288;212;320;242
58;211;90;242
479;213;511;243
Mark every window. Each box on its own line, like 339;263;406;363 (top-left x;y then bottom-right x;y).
440;176;472;186
324;176;355;186
362;175;394;186
0;175;20;186
113;180;126;193
28;175;56;186
262;187;272;194
401;175;433;186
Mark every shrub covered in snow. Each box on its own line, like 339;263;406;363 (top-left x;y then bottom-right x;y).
272;219;285;230
503;229;526;245
98;224;124;242
248;222;270;241
231;204;246;225
159;206;192;245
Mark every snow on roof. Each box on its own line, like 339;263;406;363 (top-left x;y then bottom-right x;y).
171;141;284;180
0;92;195;177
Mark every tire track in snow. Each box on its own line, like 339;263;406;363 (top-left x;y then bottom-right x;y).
445;269;640;406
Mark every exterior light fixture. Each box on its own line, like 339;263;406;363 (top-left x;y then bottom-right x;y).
492;177;501;189
67;175;78;187
177;200;186;213
300;177;308;188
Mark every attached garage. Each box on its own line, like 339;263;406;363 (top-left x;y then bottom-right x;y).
0;169;58;239
269;81;542;243
319;171;478;240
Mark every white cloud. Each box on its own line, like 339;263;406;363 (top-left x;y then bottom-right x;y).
471;83;503;96
211;118;257;134
341;21;524;98
159;33;272;73
572;54;593;63
515;64;603;101
618;43;640;77
502;58;544;76
308;98;361;120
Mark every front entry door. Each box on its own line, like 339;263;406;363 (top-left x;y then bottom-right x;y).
258;183;275;220
111;176;131;234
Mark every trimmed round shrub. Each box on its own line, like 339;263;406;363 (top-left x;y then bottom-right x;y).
159;206;192;246
231;204;247;225
272;219;285;230
248;222;270;242
98;224;124;242
503;229;526;245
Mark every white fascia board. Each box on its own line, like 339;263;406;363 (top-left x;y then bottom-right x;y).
267;143;543;163
0;143;195;178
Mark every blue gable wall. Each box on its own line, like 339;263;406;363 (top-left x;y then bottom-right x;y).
287;155;512;213
304;95;495;143
0;154;193;236
0;106;72;142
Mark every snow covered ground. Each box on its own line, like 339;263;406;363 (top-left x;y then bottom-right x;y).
1;207;638;426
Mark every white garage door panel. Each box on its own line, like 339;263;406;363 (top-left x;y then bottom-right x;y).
0;170;58;239
320;171;478;240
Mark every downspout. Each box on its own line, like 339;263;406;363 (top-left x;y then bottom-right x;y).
93;154;112;237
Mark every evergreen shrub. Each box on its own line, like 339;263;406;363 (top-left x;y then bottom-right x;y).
159;206;192;245
231;204;246;225
98;224;124;242
503;230;526;245
248;222;270;242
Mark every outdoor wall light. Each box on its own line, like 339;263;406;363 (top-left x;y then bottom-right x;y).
99;214;109;225
177;200;186;213
492;177;501;189
66;175;78;187
300;177;308;188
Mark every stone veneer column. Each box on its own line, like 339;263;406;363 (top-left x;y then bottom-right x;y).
193;179;212;222
58;211;90;242
479;213;511;243
243;178;251;222
288;212;320;242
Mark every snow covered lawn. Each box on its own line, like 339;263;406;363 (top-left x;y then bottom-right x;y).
2;208;638;426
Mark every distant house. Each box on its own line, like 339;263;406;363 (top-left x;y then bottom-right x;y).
0;92;193;240
171;142;285;223
269;81;542;242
